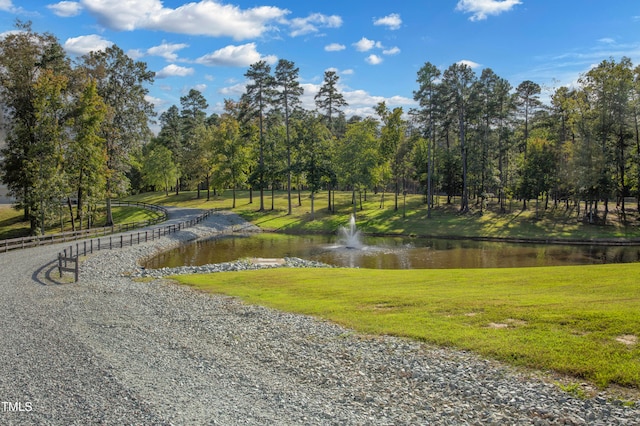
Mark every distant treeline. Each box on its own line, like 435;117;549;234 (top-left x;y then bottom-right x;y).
2;21;640;234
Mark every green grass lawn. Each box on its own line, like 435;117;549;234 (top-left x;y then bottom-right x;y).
174;264;640;390
126;189;640;241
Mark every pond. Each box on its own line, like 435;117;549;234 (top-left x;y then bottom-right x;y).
143;233;640;270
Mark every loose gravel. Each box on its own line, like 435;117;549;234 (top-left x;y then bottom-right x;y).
1;207;639;425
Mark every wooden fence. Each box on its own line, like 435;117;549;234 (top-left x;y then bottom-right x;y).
57;208;216;282
1;201;168;253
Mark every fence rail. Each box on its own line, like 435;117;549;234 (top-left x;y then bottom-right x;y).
1;201;168;253
57;208;217;282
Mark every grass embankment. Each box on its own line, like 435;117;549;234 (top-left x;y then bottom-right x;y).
129;190;640;390
0;204;162;240
126;189;640;241
175;265;640;390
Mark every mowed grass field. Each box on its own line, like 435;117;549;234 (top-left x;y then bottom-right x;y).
174;265;640;390
126;189;640;240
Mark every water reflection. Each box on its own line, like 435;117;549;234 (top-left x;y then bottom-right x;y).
143;233;640;270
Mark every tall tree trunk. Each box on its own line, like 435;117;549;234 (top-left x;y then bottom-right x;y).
394;179;399;211
105;197;114;227
76;186;83;231
311;191;315;221
206;175;211;201
67;197;76;232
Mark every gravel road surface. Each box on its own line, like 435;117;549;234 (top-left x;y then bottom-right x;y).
1;207;639;425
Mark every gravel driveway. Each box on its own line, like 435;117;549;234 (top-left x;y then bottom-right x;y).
1;207;638;425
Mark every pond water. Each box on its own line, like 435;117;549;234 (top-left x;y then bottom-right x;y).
143;233;640;270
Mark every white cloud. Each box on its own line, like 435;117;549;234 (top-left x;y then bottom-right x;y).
219;82;247;97
63;34;112;55
325;43;346;52
343;89;416;117
192;84;207;93
196;43;277;67
48;1;83;17
383;47;400;56
156;64;194;79
126;49;144;59
457;59;481;68
145;94;166;108
366;54;383;65
80;0;289;40
353;37;382;52
598;37;615;44
0;0;14;12
288;13;342;37
455;0;522;21
147;41;189;62
300;83;416;118
373;13;402;30
324;67;354;76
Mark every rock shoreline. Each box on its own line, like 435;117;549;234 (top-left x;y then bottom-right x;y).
133;257;335;278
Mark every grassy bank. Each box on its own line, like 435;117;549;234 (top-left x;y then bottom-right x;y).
174;264;640;390
0;204;163;240
126;189;640;241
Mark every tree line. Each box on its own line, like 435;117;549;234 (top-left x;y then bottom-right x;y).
0;22;153;234
2;21;640;235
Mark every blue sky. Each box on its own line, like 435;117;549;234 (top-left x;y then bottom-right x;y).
2;1;640;123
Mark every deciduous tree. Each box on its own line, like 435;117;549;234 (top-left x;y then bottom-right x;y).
82;45;155;226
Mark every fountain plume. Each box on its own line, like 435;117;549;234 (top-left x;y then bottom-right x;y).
339;214;363;249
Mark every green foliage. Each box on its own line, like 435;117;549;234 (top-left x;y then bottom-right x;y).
211;110;250;207
337;118;381;208
314;70;348;136
0;21;70;234
141;145;178;195
67;78;108;225
81;45;155;225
